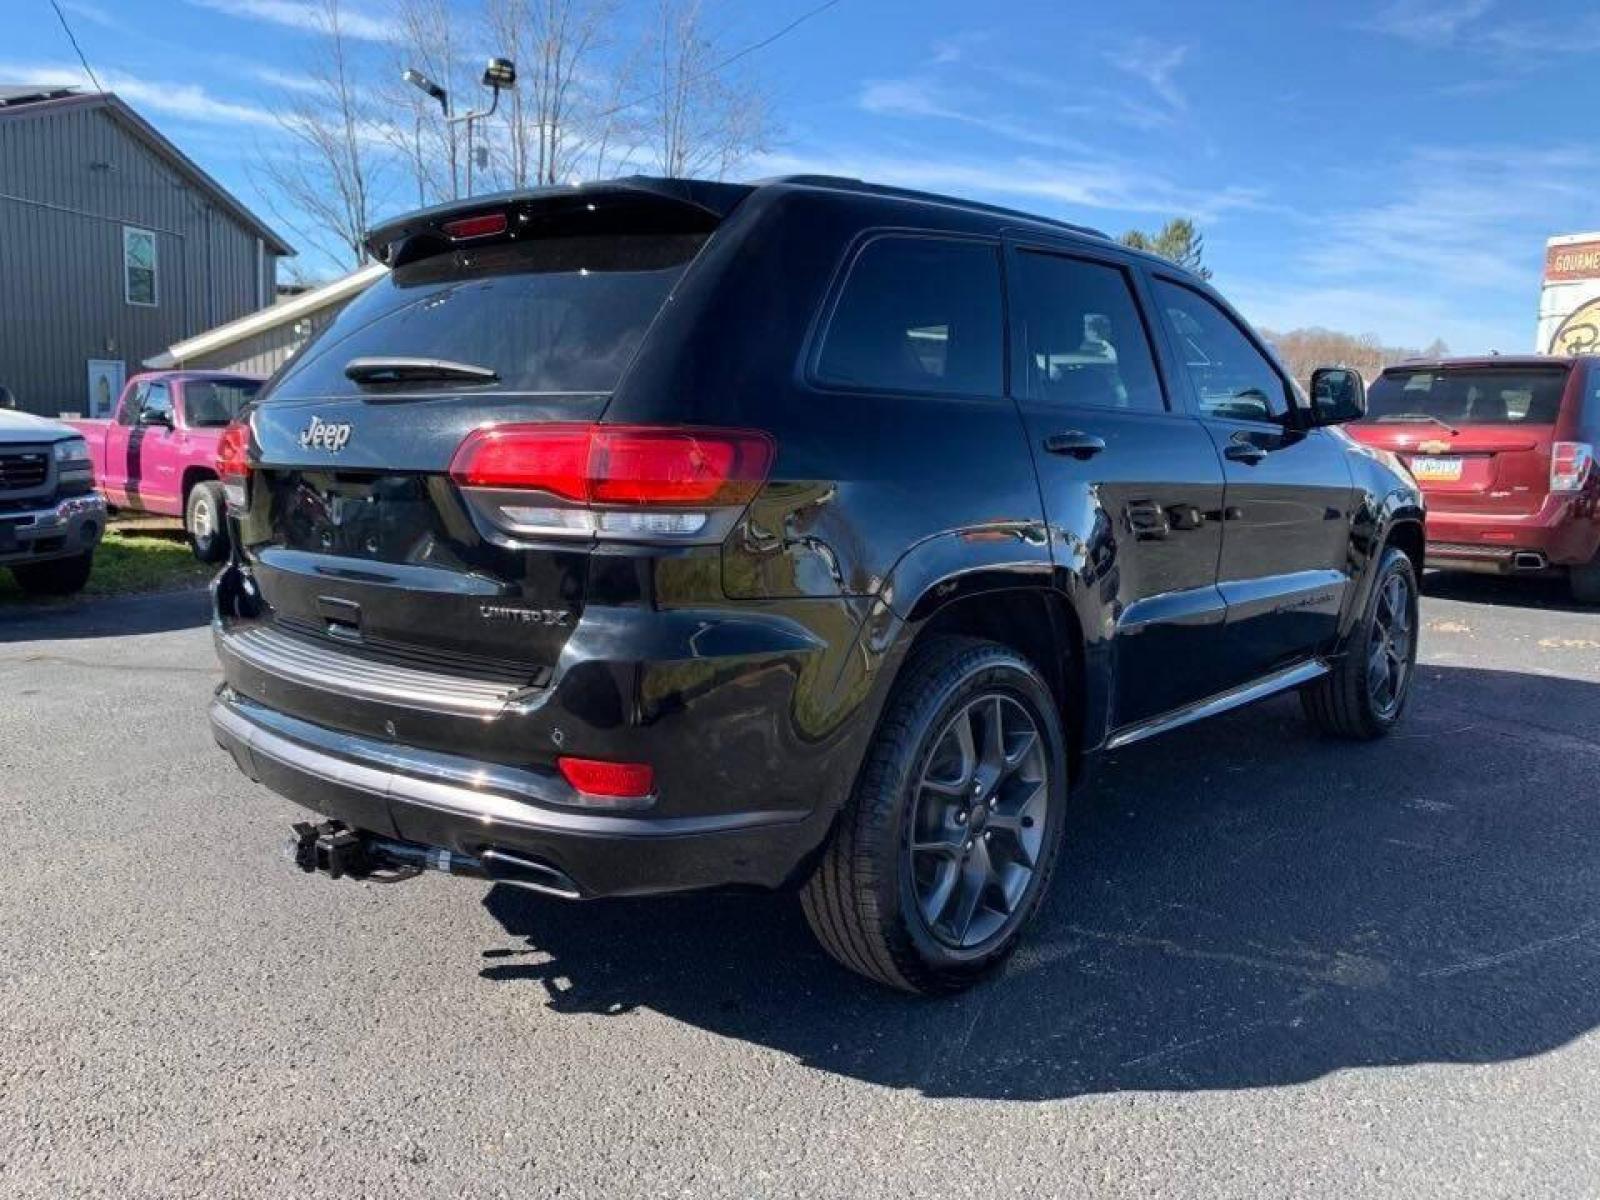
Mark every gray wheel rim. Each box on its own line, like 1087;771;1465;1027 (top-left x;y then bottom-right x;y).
906;693;1049;950
1367;571;1414;718
192;494;215;542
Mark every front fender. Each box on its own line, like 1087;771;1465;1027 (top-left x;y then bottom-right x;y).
1339;440;1426;645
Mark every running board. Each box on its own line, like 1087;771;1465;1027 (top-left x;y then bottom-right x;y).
1105;660;1328;751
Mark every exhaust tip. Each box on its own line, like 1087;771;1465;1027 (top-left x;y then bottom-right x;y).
1511;551;1548;572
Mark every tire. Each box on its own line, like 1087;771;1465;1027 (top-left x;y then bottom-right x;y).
1571;553;1600;605
800;636;1071;994
186;480;229;564
10;551;94;597
1301;545;1419;739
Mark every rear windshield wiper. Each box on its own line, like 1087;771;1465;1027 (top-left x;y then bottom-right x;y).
1375;411;1460;436
344;356;500;386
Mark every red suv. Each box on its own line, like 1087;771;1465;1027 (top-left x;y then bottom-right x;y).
1349;355;1599;602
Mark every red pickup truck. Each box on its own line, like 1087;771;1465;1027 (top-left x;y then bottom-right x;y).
69;371;261;561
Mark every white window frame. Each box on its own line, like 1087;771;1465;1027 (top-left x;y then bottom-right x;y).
123;226;158;308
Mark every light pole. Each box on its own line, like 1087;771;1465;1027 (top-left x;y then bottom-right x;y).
448;58;517;198
402;67;454;199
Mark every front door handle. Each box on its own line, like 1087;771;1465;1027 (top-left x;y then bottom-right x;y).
1225;441;1268;465
1044;431;1106;460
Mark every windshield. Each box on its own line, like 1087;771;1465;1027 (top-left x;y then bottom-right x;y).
267;233;706;400
184;380;261;427
1364;368;1569;426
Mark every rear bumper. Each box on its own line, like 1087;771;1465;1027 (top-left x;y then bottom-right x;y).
210;686;828;898
1425;495;1599;571
0;493;105;565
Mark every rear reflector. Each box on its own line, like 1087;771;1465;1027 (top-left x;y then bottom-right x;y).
442;212;509;240
450;424;774;507
558;757;655;802
1551;441;1594;493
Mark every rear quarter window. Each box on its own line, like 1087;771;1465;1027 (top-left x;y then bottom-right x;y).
814;236;1003;397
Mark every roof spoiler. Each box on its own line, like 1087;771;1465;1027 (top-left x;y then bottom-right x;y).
364;176;754;266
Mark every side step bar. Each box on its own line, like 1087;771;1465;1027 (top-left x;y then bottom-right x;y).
1105;660;1328;751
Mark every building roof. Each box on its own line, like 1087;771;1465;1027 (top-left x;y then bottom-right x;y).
145;262;387;368
0;86;294;256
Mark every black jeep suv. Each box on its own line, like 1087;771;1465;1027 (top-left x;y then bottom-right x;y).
210;176;1424;993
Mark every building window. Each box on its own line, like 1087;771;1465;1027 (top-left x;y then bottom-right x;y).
124;227;158;307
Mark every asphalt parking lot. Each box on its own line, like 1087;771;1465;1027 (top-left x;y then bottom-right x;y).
2;576;1598;1198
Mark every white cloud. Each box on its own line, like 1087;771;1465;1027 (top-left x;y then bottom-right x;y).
749;149;1265;225
186;0;394;43
1363;0;1495;44
859;77;1090;155
250;65;327;94
1104;38;1188;112
1229;280;1520;357
0;61;278;128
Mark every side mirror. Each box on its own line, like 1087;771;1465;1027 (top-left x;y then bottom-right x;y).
139;408;173;429
1308;366;1366;426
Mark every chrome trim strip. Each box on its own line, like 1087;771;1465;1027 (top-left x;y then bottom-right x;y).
211;691;807;838
1106;660;1328;751
218;622;517;717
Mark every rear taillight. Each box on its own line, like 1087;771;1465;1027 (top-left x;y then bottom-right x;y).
557;756;656;807
1551;441;1595;493
217;419;252;509
449;423;774;541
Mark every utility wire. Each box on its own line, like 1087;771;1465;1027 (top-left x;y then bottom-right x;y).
49;0;105;93
591;0;841;122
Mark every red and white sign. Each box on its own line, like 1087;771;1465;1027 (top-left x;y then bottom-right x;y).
1544;239;1600;282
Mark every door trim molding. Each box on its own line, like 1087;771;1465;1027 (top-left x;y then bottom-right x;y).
1105;659;1328;750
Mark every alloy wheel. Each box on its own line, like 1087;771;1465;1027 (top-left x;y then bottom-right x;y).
1367;571;1414;718
906;693;1050;950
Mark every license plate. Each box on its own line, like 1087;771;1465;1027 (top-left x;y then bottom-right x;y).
1409;455;1463;481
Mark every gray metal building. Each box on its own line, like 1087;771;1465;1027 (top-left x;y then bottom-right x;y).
0;85;294;416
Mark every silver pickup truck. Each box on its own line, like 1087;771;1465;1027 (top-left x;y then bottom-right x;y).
1;408;105;596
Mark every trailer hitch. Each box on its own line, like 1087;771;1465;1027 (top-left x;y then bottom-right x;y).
287;820;420;883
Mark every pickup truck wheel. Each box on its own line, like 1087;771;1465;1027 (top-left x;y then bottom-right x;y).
1570;553;1600;605
800;636;1070;994
1302;545;1418;739
10;551;94;596
186;481;229;563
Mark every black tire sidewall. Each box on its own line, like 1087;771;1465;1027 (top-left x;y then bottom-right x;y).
879;650;1070;976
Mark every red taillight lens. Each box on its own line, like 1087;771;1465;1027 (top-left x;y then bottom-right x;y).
442;212;508;240
558;756;655;802
449;424;774;507
217;420;250;481
1551;441;1595;493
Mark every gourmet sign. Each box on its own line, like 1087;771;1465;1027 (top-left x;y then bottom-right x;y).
1544;239;1600;282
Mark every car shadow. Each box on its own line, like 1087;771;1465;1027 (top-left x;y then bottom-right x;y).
0;586;211;643
480;664;1600;1100
1423;568;1590;614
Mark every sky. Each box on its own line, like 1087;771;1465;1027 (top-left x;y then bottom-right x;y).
6;0;1599;353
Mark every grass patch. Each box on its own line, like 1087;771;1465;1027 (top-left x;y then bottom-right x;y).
0;528;211;606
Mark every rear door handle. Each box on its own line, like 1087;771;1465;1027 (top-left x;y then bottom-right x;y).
1225;441;1268;465
1044;431;1106;460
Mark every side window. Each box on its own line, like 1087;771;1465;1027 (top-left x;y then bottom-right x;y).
1014;251;1165;412
1153;279;1290;423
117;383;147;427
816;236;1003;396
141;382;173;425
124;227;158;307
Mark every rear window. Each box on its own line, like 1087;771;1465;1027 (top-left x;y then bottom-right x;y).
815;236;1003;396
268;233;706;399
184;380;260;427
1365;368;1569;426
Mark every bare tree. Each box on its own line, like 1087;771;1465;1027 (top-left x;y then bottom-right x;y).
644;0;772;180
254;0;390;268
483;0;622;189
1263;327;1451;387
384;0;467;205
